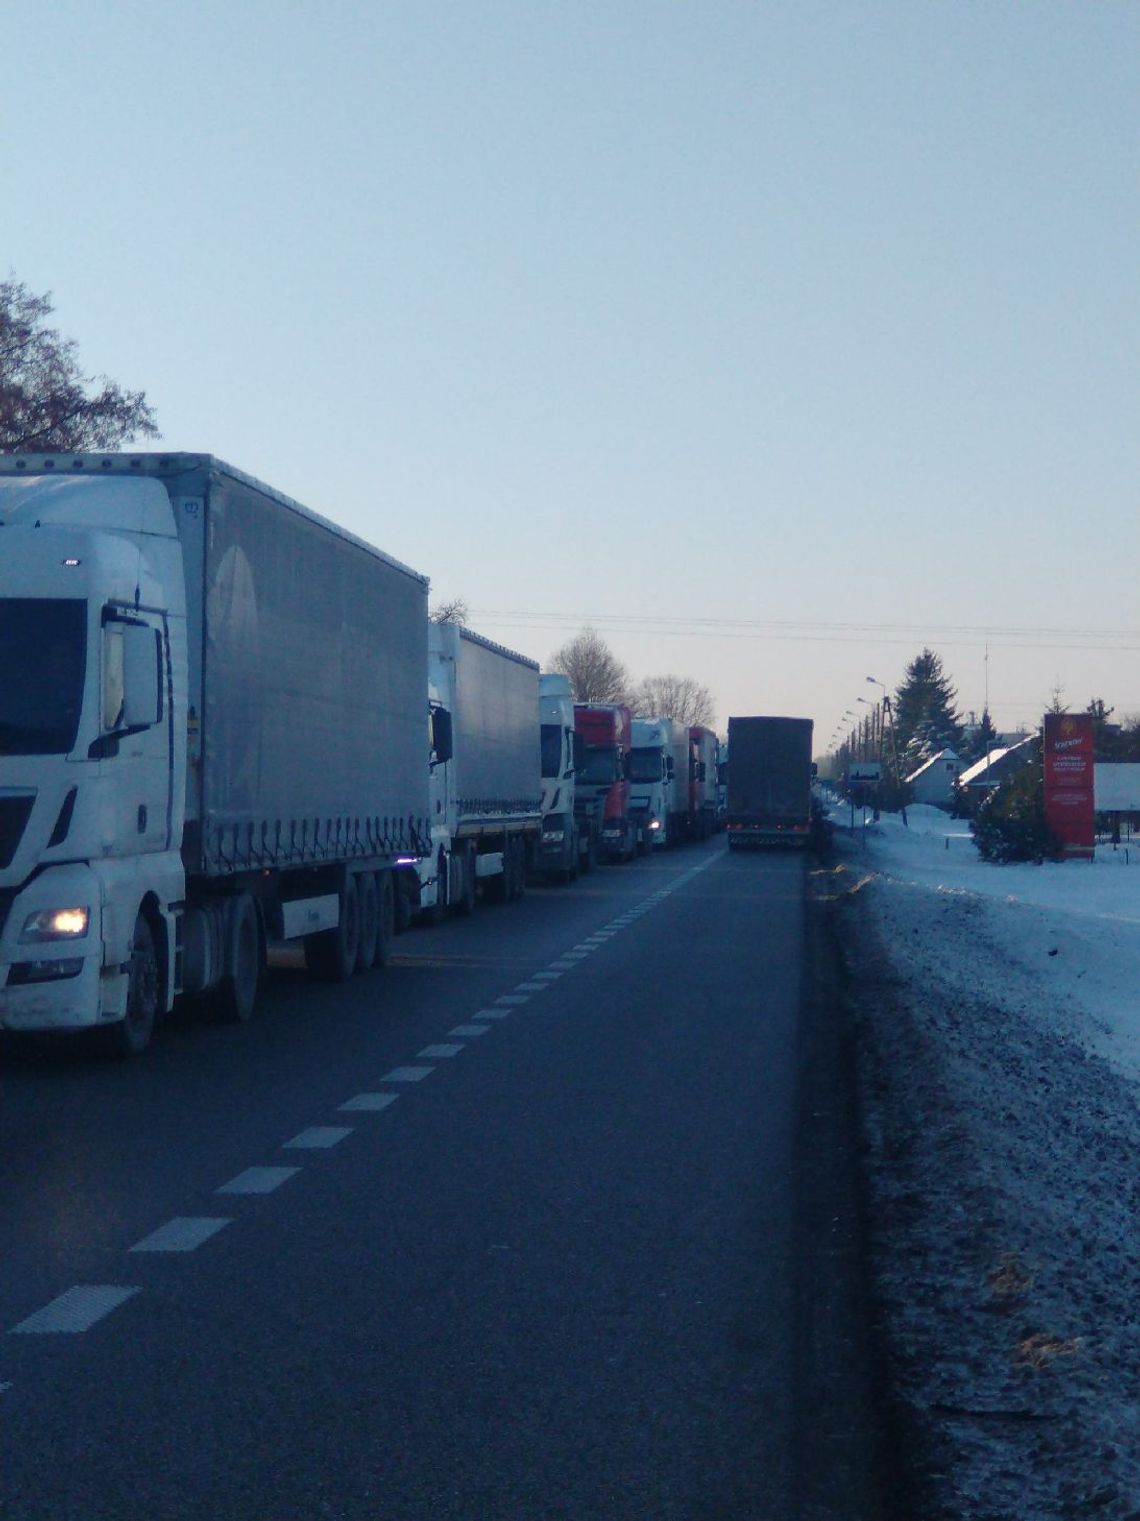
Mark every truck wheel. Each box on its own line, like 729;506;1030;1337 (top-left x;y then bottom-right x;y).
373;872;395;966
457;845;477;917
305;874;360;982
424;846;450;922
215;893;261;1023
509;838;526;901
104;914;160;1056
356;873;379;971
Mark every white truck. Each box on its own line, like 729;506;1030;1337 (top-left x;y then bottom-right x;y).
535;672;597;882
421;622;542;913
628;716;679;848
0;453;431;1053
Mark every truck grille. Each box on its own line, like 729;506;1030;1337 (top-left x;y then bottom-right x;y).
0;796;34;869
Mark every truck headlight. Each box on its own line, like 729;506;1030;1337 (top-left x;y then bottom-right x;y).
20;907;90;942
542;829;565;843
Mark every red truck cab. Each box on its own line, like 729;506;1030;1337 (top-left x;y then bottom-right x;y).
573;703;642;862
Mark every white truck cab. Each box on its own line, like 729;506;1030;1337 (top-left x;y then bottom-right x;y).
628;716;676;848
0;469;187;1041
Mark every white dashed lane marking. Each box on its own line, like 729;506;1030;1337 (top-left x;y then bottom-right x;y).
284;1127;354;1150
4;854;722;1349
130;1218;232;1254
217;1167;300;1195
340;1092;400;1113
11;1286;139;1335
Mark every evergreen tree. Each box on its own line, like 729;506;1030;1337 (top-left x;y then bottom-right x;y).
962;707;999;764
893;649;963;768
1086;697;1119;759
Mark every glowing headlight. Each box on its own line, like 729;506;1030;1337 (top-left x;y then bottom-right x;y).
20;907;90;942
648;820;661;830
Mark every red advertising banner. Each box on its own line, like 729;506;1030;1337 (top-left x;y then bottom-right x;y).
1043;713;1095;860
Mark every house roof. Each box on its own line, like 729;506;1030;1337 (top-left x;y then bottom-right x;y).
904;748;961;785
957;735;1035;788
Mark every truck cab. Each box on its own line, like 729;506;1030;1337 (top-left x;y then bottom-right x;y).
0;467;188;1047
573;703;641;862
628;716;676;848
536;674;594;881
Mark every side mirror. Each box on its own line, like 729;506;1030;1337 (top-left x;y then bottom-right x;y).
431;706;453;765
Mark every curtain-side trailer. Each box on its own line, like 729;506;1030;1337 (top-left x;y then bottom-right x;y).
725;715;815;848
0;453;430;1053
423;623;542;913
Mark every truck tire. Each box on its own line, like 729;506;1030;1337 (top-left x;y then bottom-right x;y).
214;893;261;1023
582;831;597;873
423;846;450;923
356;872;379;971
305;874;360;982
102;913;161;1056
508;838;526;901
456;845;477;917
373;872;395;967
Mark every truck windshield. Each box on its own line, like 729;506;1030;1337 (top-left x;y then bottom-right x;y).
578;745;619;785
0;599;87;755
540;724;563;779
628;748;663;783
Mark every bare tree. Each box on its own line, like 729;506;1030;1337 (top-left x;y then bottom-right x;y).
547;626;630;703
0;277;159;452
630;674;715;728
429;597;469;625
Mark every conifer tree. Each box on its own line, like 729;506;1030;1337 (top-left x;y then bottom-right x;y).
893;649;962;768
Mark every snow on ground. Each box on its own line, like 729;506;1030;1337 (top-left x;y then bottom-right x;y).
828;805;1140;1519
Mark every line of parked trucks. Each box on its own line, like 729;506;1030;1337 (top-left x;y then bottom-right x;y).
0;453;725;1055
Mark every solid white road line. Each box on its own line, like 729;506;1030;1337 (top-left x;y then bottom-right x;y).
129;1218;232;1254
11;1286;139;1335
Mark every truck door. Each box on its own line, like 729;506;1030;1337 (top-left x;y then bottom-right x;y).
100;609;174;853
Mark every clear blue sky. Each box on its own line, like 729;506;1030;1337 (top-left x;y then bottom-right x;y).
5;1;1137;748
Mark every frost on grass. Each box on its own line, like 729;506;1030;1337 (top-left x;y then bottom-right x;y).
829;815;1140;1520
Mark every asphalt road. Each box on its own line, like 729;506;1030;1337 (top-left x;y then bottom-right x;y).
0;839;882;1521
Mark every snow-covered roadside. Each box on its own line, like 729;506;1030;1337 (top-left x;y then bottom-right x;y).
828;807;1140;1518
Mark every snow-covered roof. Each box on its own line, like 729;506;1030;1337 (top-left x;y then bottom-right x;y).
904;748;961;785
957;734;1035;787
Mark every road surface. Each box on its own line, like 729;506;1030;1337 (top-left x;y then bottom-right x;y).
0;840;882;1520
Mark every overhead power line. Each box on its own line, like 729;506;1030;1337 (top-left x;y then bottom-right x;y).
470;609;1140;654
